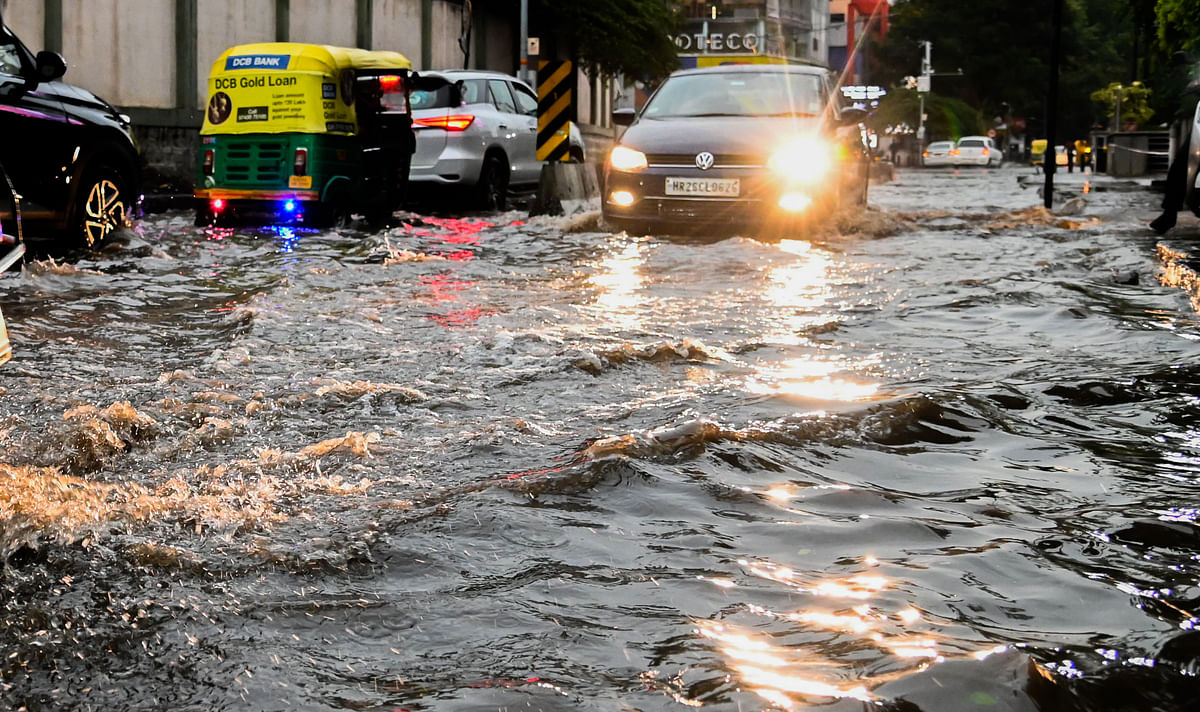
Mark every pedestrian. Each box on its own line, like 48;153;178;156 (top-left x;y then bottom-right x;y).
1065;141;1074;173
889;138;899;165
1151;52;1199;234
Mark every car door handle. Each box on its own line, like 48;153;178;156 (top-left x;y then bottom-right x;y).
498;124;508;130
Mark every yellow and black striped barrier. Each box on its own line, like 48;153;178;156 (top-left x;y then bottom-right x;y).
537;59;575;163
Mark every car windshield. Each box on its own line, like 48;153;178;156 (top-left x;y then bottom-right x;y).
958;139;985;148
643;71;826;118
929;142;953;150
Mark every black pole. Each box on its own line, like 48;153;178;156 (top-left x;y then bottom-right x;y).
1044;0;1062;209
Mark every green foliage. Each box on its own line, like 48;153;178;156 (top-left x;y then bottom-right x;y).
530;0;682;79
1156;0;1200;53
866;88;984;141
1090;81;1154;127
869;0;1161;138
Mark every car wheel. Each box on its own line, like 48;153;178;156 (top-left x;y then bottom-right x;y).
475;154;509;211
75;165;129;248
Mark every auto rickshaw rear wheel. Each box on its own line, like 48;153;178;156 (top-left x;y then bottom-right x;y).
74;164;129;248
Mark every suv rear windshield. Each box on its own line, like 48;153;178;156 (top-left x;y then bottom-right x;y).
410;79;488;110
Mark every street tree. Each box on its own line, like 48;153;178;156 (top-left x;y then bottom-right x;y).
1090;81;1154;129
528;0;682;79
1156;0;1200;54
868;0;1156;140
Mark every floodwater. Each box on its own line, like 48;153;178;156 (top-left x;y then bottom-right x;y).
3;167;1200;711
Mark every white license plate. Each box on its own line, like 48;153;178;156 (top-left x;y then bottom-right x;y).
665;177;740;197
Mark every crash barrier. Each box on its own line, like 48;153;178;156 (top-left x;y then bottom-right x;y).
1105;131;1170;177
530;162;600;216
537;60;576;162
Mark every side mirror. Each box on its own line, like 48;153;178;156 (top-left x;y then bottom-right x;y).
839;106;869;126
35;51;67;82
612;107;636;126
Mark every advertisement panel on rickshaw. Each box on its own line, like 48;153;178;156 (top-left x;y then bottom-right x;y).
201;46;358;139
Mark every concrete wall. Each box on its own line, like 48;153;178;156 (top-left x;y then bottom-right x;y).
4;0;513;110
196;0;277;107
3;2;43;44
290;0;356;47
63;0;175;107
430;0;463;70
372;0;422;67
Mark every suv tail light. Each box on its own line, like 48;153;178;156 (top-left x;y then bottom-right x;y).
413;115;475;131
293;147;308;176
203;149;215;176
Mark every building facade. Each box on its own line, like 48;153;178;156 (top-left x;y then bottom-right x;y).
673;0;830;68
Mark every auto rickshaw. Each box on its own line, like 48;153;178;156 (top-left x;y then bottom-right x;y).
1030;139;1047;168
195;42;430;227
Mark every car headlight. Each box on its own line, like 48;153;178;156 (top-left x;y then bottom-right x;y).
768;137;832;182
609;145;648;172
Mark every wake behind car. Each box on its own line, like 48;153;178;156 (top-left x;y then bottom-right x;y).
602;64;869;236
0;20;140;247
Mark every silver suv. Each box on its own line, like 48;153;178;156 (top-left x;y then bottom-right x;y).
405;70;584;209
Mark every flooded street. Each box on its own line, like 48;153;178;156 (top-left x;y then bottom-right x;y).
4;166;1200;711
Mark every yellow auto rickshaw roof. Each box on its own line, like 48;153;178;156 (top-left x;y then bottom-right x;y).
207;42;412;78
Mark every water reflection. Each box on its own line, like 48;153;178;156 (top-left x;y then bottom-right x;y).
750;240;880;401
696;621;873;706
690;559;997;707
588;238;646;329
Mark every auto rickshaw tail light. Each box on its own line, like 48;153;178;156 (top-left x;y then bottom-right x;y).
203;149;215;176
414;115;475;131
379;75;403;92
293;147;308;176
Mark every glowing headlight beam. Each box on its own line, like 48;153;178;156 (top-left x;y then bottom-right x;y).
609;145;648;172
768;137;832;183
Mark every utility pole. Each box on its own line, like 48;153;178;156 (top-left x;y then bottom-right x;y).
1044;0;1062;209
916;41;932;144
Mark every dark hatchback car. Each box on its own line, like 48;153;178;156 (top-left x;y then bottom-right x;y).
602;64;869;236
0;21;139;248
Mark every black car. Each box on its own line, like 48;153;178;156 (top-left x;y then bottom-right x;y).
602;64;869;236
0;21;139;248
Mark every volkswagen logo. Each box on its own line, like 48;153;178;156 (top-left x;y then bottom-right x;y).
694;151;715;171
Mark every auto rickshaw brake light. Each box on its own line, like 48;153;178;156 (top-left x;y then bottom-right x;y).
203;149;215;176
379;75;403;92
293;147;308;176
414;115;475;131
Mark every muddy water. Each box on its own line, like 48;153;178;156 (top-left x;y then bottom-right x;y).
3;167;1200;711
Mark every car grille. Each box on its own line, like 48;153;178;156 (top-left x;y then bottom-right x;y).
223;141;287;185
645;153;763;168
